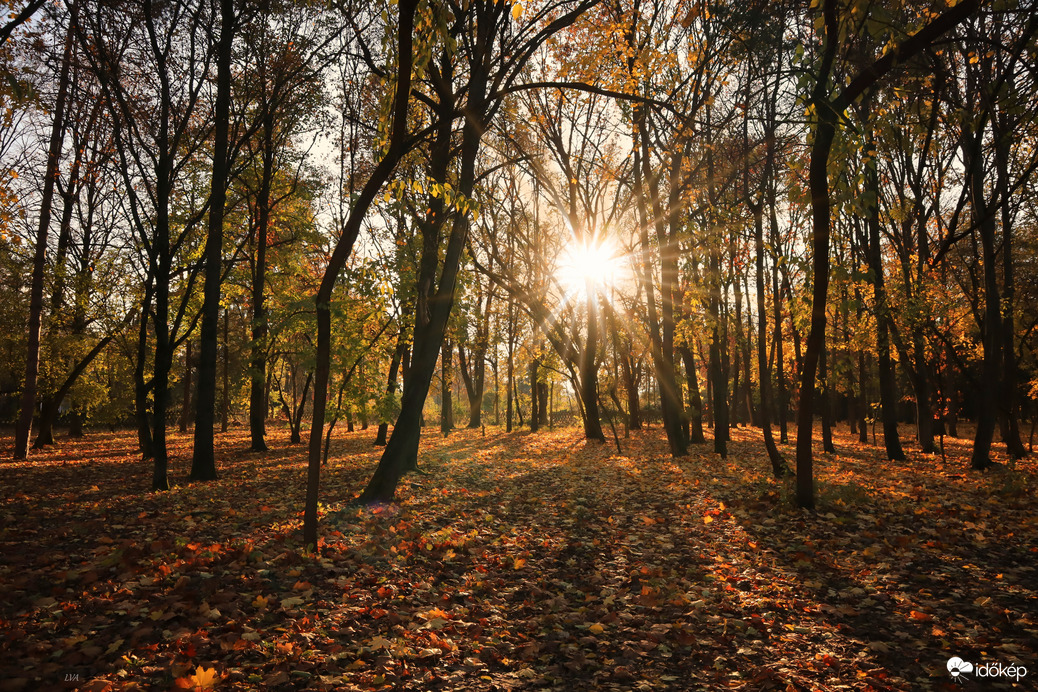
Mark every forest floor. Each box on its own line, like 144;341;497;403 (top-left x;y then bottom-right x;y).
1;422;1035;691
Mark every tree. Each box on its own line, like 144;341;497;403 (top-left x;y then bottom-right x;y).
83;0;219;489
191;0;235;482
795;0;983;508
302;0;419;549
358;0;599;504
13;0;76;459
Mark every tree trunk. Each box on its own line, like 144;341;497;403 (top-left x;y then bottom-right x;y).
289;372;312;443
190;0;233;482
221;308;230;433
440;339;453;436
303;0;418;549
994;118;1027;459
865;129;906;462
820;339;835;454
457;341;485;428
773;262;789;443
134;288;154;459
967;128;1001;469
506;301;514;433
631;98;686;456
249;130;273;451
179;339;192;433
679;345;704;443
753;169;786;475
358;16;487;503
375;337;403;446
14;4;75;459
579;288;606;442
529;357;540;432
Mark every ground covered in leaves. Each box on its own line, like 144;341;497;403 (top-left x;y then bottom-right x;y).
1;423;1035;691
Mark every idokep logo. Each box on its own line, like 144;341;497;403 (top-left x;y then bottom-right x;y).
947;657;974;682
947;656;1028;683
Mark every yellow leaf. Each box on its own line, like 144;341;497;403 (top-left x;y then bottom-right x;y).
703;515;714;524
419;607;450;620
588;623;605;634
179;666;220;691
513;557;526;569
511;2;523;20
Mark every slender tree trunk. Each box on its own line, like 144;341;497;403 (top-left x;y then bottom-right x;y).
14;5;76;459
994;123;1026;458
865;129;906;462
529;356;540;432
538;380;548;428
741;275;756;427
249;123;274;452
221;308;230;432
190;0;233;482
135;285;154;458
579;287;606;442
506;301;514;433
290;372;313;444
731;271;744;427
631;100;687;455
795;6;840;507
357;13;485;503
679;345;704;443
820;339;835;453
774;282;789;442
179;339;192;433
375;338;403;446
440;339;453;436
303;0;418;548
753;190;786;475
152;251;173;491
623;350;642;431
457;341;485;428
968;129;1001;469
945;344;958;437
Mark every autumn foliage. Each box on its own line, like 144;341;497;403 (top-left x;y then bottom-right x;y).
1;425;1034;690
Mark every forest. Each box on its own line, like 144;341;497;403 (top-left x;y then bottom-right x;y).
1;0;1036;689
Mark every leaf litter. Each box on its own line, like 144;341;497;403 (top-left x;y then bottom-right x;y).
0;425;1034;690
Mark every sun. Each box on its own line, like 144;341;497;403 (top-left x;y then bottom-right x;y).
556;237;625;299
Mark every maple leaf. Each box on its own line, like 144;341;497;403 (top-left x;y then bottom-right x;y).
174;666;220;691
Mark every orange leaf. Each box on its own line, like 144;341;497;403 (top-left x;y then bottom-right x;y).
175;666;220;691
